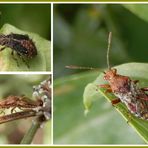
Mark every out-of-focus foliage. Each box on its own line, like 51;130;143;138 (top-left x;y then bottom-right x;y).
54;4;148;144
54;4;148;78
124;4;148;22
0;75;51;144
0;4;51;40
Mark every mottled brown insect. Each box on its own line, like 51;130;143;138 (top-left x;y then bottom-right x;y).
67;32;148;120
0;33;37;67
99;32;148;120
100;68;148;120
0;95;43;113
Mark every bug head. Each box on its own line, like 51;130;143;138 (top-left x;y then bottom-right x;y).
103;32;117;81
103;68;117;81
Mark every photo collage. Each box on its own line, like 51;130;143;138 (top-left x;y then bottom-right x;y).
0;2;147;146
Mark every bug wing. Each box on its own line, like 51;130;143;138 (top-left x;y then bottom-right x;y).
6;33;29;40
136;97;148;120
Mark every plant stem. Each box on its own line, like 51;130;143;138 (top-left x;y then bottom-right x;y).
20;118;41;144
21;76;51;144
0;110;36;124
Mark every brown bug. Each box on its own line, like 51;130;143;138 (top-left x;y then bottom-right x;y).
0;33;37;67
99;32;148;120
67;32;148;120
0;95;43;113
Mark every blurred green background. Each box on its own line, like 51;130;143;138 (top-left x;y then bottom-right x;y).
0;74;51;144
0;4;50;40
54;4;148;144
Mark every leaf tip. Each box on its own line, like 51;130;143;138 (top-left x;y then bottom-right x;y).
84;109;89;117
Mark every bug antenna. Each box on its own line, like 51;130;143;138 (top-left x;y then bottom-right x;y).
107;32;112;70
65;65;97;70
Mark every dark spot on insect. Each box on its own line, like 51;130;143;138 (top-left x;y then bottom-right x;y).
0;33;37;68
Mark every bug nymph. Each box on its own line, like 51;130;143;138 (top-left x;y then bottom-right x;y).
0;33;37;67
100;32;148;120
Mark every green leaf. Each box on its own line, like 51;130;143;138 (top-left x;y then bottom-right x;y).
83;63;148;143
123;4;148;22
0;24;50;71
54;70;144;144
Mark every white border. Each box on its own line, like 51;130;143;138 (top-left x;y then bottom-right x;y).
0;1;148;4
0;1;147;3
0;1;53;146
0;1;147;147
51;2;54;146
51;1;148;147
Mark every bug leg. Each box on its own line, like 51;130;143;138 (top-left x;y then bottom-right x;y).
136;96;148;101
18;107;24;111
20;55;30;68
0;47;5;51
99;84;111;89
111;98;121;105
20;94;28;99
141;87;148;91
98;84;112;93
0;109;5;115
105;88;112;93
141;97;148;101
11;107;17;114
133;80;139;84
23;58;30;68
11;51;19;67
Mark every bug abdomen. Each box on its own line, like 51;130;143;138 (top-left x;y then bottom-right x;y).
0;33;37;58
136;100;148;120
114;84;148;120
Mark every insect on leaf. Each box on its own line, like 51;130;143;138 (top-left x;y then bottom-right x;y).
0;24;50;71
83;62;148;143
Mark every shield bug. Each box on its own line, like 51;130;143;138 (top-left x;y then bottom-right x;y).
0;33;37;67
67;32;148;120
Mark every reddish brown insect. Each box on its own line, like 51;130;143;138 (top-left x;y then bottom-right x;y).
0;77;51;124
67;32;148;120
99;32;148;120
0;95;43;113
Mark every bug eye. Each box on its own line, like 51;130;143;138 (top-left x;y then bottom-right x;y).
104;76;107;80
112;68;117;74
103;71;106;74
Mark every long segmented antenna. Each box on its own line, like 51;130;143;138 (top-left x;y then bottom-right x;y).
107;32;112;70
66;33;112;71
65;65;98;70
